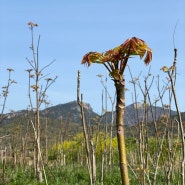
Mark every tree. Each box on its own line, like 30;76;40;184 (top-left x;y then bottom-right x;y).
161;48;185;185
26;22;57;183
0;68;16;124
81;37;152;185
77;70;94;185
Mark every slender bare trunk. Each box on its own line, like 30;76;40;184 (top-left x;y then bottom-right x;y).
77;70;93;185
114;78;129;185
91;140;96;184
108;102;114;168
101;151;105;185
169;49;184;185
169;74;184;185
36;110;43;182
2;147;6;185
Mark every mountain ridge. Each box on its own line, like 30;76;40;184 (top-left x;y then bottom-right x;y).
1;100;180;126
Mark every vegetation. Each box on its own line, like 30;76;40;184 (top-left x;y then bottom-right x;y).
0;136;183;184
81;37;152;184
0;22;184;185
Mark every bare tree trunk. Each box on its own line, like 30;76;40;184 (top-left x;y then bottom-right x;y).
77;70;93;185
45;116;48;164
114;78;129;185
108;104;114;169
43;107;49;165
2;148;6;185
167;48;185;185
91;140;96;184
101;151;105;185
36;109;43;182
169;74;184;185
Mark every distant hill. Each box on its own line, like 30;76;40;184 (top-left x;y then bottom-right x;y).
1;101;178;126
41;100;99;123
0;100;183;148
101;103;177;125
125;103;177;125
1;101;99;126
172;111;185;122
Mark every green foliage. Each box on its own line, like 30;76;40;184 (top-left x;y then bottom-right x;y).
49;132;119;164
0;162;180;185
0;164;124;185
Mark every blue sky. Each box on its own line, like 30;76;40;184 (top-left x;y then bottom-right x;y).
0;0;185;114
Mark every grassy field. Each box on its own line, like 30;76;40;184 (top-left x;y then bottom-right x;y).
0;162;180;185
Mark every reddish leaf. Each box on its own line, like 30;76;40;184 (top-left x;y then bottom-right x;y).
81;37;152;75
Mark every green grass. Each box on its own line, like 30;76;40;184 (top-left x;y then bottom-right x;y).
0;164;122;185
0;162;180;185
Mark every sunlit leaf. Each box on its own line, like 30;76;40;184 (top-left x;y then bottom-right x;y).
160;66;169;72
81;37;152;79
81;52;103;66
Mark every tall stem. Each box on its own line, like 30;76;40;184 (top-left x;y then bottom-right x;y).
114;78;129;185
169;74;184;185
77;70;93;185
